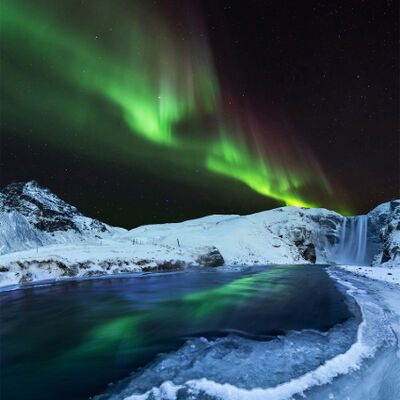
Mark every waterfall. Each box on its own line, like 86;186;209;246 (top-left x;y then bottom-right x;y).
335;215;368;265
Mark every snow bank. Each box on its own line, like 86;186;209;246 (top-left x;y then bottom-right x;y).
0;241;224;288
337;265;400;285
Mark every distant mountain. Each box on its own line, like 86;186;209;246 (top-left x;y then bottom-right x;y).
0;181;398;287
0;181;123;255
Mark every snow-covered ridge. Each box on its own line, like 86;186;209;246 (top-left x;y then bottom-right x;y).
0;181;399;288
0;181;125;255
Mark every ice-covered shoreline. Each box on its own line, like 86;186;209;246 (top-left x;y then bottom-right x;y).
92;266;400;400
337;264;400;285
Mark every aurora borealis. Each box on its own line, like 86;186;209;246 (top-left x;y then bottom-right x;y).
1;0;398;226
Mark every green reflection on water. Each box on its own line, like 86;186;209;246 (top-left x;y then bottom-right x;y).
60;267;297;363
183;267;293;321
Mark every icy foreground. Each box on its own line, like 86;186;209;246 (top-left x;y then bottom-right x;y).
0;181;399;287
92;267;400;400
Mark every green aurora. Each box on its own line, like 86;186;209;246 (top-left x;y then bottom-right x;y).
1;0;350;212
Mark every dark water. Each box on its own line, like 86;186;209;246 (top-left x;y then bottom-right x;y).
0;265;352;400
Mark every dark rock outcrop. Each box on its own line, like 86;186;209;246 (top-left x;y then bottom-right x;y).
0;181;117;255
196;247;225;267
294;240;316;263
370;200;400;266
1;181;108;234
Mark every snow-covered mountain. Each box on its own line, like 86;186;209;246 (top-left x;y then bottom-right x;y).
0;181;124;255
0;181;398;287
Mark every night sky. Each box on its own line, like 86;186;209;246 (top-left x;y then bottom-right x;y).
1;0;398;228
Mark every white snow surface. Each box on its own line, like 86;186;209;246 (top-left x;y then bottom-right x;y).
124;207;339;265
0;206;345;288
337;265;400;285
0;181;124;255
1;181;399;288
0;240;226;288
0;211;124;254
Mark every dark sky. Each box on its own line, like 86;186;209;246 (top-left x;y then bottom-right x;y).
1;0;399;228
203;0;399;205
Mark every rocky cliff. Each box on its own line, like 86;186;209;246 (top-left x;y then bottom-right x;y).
0;181;121;255
370;200;400;267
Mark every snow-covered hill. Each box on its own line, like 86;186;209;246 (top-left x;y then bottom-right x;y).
0;181;398;288
122;207;344;265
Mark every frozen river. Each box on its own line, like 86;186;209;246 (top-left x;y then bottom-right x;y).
1;265;399;400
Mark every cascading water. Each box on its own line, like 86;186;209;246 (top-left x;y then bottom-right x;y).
335;215;368;265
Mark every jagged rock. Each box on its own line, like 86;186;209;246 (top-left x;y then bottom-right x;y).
2;181;82;232
294;240;316;263
195;247;225;267
0;181;123;255
304;244;316;263
155;260;186;271
371;200;400;267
